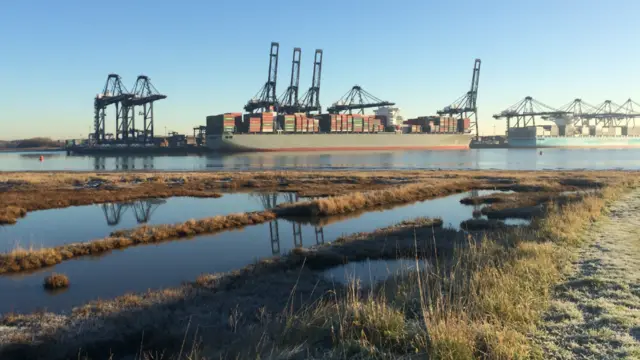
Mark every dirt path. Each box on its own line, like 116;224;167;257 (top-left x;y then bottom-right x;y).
537;190;640;359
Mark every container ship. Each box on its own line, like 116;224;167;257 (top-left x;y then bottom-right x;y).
507;124;640;148
205;111;472;153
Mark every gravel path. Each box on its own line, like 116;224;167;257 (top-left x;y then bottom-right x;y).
537;190;640;359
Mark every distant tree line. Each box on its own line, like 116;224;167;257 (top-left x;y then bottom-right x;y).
0;137;62;149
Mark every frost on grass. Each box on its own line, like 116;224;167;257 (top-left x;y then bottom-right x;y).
536;190;640;359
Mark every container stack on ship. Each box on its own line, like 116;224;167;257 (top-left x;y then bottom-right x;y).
206;111;471;152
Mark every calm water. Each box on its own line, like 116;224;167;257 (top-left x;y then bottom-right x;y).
0;190;525;314
1;148;639;171
0;193;301;252
323;259;430;287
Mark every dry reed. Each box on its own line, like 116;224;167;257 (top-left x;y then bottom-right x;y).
0;206;27;224
43;273;69;290
275;180;480;217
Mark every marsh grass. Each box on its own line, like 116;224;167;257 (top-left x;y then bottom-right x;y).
0;206;27;224
274;181;480;217
43;273;69;290
224;187;620;359
0;211;276;274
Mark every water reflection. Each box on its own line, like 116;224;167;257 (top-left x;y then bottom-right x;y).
268;219;325;255
3;149;640;171
100;199;167;225
93;156;155;170
0;190;532;314
0;194;275;252
251;192;325;254
252;192;299;209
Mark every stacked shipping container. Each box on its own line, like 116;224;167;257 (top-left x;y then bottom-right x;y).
282;114;295;132
318;114;386;133
261;112;274;132
404;115;471;134
243;112;276;133
352;114;363;133
206;113;242;135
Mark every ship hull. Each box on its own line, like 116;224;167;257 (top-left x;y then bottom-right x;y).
66;146;209;156
206;133;471;152
509;136;640;149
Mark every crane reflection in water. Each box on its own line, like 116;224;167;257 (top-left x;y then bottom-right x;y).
470;189;483;219
251;192;325;255
93;156;154;171
101;198;167;225
101;193;326;255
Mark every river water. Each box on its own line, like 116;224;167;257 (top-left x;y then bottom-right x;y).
0;190;525;314
1;148;640;171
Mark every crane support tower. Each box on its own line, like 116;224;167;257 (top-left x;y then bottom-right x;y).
299;49;323;114
121;75;167;144
327;85;394;114
93;74;133;144
245;42;280;113
437;59;481;138
278;48;302;114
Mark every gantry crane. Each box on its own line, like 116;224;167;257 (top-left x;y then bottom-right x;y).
278;48;302;114
559;98;640;128
121;75;167;144
493;96;571;132
614;99;640;128
557;99;598;127
245;42;280;113
93;74;133;144
327;85;394;114
437;59;482;138
299;49;323;114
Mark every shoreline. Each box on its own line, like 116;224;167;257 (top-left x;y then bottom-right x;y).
0;148;63;153
0;185;624;359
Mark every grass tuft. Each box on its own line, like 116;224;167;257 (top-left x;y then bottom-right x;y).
43;273;69;290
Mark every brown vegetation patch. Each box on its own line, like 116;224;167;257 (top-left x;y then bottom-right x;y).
0;206;27;224
0;211;276;274
470;192;586;220
274;180;480;217
43;273;69;290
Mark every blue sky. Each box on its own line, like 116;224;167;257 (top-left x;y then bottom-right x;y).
1;0;638;139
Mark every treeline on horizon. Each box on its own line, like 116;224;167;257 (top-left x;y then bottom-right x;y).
0;137;62;149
